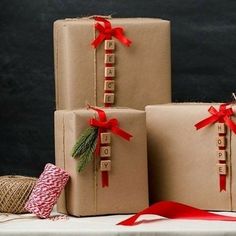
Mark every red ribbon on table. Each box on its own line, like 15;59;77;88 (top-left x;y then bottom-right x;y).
91;17;132;48
194;103;236;134
117;201;236;226
88;106;132;187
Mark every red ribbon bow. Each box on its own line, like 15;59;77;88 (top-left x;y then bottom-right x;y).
90;118;132;141
195;103;236;134
91;17;132;48
88;106;132;187
89;106;132;143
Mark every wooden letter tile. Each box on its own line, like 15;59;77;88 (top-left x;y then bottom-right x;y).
105;67;115;77
104;93;115;104
105;54;115;64
100;132;111;144
216;150;227;161
104;80;115;91
100;146;111;157
100;160;111;171
217;163;227;175
216;136;226;147
216;122;226;134
105;40;115;50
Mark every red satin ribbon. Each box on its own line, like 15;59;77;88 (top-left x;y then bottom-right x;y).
88;106;132;187
117;201;236;226
90;118;133;141
220;175;226;191
194;103;236;134
91;17;132;48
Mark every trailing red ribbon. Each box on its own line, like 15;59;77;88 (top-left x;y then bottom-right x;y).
220;174;226;191
194;103;236;134
91;17;132;48
88;106;132;187
117;201;236;226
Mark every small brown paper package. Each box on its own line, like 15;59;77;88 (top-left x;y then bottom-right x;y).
55;108;149;216
54;17;171;110
146;103;236;211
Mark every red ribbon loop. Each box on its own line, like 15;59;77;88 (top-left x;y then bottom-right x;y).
117;201;236;226
195;103;236;134
91;17;132;48
89;107;133;141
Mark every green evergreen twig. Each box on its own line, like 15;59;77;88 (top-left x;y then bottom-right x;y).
71;127;98;172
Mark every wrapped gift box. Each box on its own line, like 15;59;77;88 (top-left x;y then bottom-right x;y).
54;17;171;110
146;103;236;211
55;108;149;216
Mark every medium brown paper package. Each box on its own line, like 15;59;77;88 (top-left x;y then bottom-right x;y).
146;103;236;211
54;17;171;110
55;108;149;216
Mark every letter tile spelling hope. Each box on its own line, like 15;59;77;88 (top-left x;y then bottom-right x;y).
216;123;227;180
195;103;236;192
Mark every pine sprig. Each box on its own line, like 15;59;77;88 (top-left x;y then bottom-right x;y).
77;137;97;172
71;127;98;172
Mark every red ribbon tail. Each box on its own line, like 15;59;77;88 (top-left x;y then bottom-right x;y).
224;116;236;134
195;115;219;130
111;127;133;141
91;33;106;48
102;171;109;187
220;175;226;192
117;201;236;226
113;28;132;47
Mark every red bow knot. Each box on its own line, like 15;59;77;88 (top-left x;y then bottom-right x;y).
91;17;132;48
195;103;236;134
90;118;118;130
88;105;132;153
90;116;132;141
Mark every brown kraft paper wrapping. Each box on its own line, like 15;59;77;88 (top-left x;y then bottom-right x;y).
54;17;171;110
55;108;149;216
146;103;236;211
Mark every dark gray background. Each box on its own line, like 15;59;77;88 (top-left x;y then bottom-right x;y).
0;0;235;176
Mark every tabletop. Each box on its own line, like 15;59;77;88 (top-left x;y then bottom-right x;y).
1;212;236;236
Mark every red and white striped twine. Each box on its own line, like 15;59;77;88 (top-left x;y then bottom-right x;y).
25;163;69;218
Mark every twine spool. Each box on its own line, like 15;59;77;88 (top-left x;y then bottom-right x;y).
25;163;69;218
0;175;37;214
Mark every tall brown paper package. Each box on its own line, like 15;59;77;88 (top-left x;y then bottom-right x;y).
146;103;236;211
55;108;149;216
54;17;171;110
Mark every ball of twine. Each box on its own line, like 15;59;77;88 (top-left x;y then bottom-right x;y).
0;175;37;214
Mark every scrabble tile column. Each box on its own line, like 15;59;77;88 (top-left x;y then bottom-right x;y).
216;123;227;191
100;132;112;186
104;40;116;106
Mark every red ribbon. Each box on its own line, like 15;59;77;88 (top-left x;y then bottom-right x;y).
91;17;132;48
220;175;226;191
90;118;133;141
117;201;236;226
88;106;132;187
194;103;236;134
